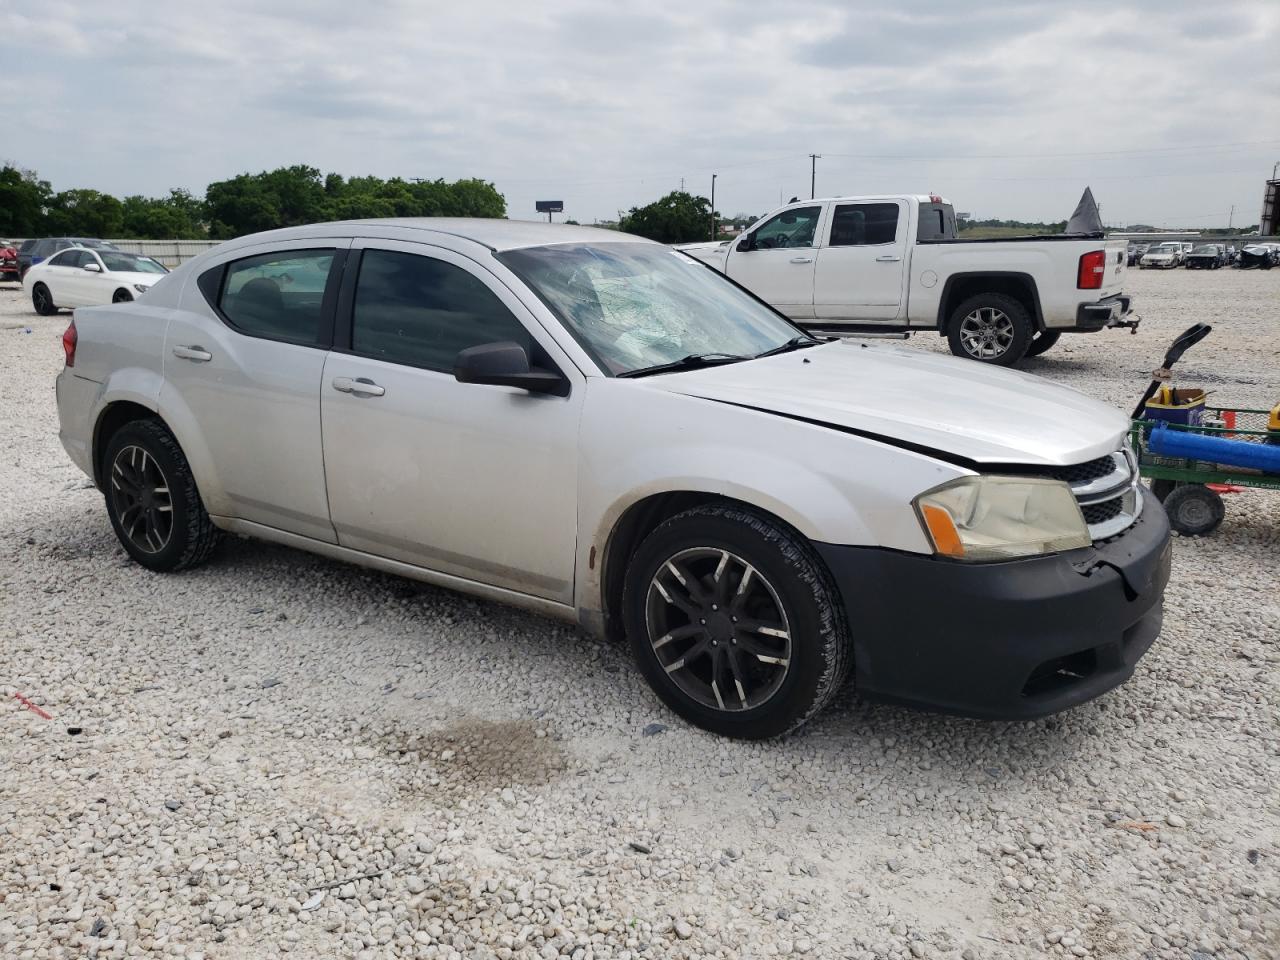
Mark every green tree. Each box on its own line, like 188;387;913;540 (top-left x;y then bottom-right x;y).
45;189;125;237
0;165;52;236
620;191;714;243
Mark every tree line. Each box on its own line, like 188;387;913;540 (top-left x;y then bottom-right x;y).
0;164;506;240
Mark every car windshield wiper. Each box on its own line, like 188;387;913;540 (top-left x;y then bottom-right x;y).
754;335;822;359
617;353;750;379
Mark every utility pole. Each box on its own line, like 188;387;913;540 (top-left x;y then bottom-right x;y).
809;154;821;199
710;174;717;241
1228;204;1235;230
680;177;684;192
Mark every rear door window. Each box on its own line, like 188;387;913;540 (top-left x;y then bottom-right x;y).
217;249;337;345
829;203;901;246
350;248;533;373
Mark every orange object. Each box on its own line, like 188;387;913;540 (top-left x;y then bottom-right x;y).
921;505;965;557
1222;411;1236;430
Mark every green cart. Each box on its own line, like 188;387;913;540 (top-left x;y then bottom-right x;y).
1128;322;1279;535
1131;408;1280;536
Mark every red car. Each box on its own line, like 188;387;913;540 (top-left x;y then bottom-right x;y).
0;241;19;281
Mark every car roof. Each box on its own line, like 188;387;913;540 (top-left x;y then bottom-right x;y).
212;218;655;254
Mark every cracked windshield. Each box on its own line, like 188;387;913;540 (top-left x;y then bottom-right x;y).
499;243;800;375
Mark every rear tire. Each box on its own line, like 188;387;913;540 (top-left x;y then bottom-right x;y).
946;293;1033;366
103;419;221;571
1024;329;1062;358
32;283;58;316
623;503;850;739
1162;483;1225;536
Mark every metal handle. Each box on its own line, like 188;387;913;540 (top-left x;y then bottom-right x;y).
172;345;212;362
789;257;814;264
875;255;902;262
332;376;385;397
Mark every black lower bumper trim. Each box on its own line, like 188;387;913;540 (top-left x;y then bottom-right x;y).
816;497;1171;720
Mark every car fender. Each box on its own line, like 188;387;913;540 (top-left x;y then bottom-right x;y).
574;379;963;618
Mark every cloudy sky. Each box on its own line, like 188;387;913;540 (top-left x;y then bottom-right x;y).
4;0;1279;227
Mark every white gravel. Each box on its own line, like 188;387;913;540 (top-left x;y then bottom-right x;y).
1;269;1277;960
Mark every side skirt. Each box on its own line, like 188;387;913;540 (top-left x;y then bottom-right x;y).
211;516;579;625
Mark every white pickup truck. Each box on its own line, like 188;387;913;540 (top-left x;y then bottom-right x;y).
681;194;1136;365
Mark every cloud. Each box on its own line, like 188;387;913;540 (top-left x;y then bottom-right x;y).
1;0;1277;226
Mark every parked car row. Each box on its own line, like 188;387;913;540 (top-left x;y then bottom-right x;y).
1132;239;1278;270
16;236;121;278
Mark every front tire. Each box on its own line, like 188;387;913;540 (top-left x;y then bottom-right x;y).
623;503;850;739
1162;483;1225;536
1024;329;1062;358
103;419;220;571
113;288;133;303
947;293;1032;366
32;283;58;316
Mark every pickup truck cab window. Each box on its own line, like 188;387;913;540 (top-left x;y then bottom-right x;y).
829;203;901;246
218;249;336;345
350;248;532;372
750;206;821;249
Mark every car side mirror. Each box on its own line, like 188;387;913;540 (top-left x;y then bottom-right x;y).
83;263;102;272
737;235;755;252
454;341;569;396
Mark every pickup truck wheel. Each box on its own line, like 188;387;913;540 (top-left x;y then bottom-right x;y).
1162;483;1225;537
32;283;58;316
947;294;1032;366
623;503;850;739
1024;329;1062;358
103;420;221;571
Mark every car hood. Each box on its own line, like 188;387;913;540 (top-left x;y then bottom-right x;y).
109;270;165;285
645;340;1130;466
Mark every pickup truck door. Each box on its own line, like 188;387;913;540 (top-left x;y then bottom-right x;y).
813;200;908;321
726;204;824;319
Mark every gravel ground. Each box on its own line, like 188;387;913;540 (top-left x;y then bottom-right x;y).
1;268;1277;960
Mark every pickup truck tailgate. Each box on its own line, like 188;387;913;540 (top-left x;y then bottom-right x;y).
1100;240;1127;298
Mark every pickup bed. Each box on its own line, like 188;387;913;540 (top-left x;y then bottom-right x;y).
680;195;1136;365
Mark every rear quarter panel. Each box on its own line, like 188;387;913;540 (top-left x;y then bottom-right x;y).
62;302;173;482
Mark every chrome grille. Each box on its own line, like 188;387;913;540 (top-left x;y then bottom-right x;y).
1059;448;1140;541
1046;455;1115;485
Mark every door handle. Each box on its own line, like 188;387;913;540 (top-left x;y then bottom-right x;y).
790;257;814;264
172;345;212;362
875;255;903;262
332;376;385;397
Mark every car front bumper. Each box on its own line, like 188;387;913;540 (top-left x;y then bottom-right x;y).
816;496;1172;720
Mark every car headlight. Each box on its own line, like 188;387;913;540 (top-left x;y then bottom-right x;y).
913;475;1090;562
133;283;149;294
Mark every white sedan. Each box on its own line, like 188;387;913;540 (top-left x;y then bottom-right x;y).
25;247;169;314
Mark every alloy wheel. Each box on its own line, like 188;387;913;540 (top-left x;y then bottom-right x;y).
645;547;792;712
959;307;1015;359
33;286;49;313
109;444;174;554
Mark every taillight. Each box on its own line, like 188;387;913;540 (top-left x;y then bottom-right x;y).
1077;249;1106;290
62;319;77;367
